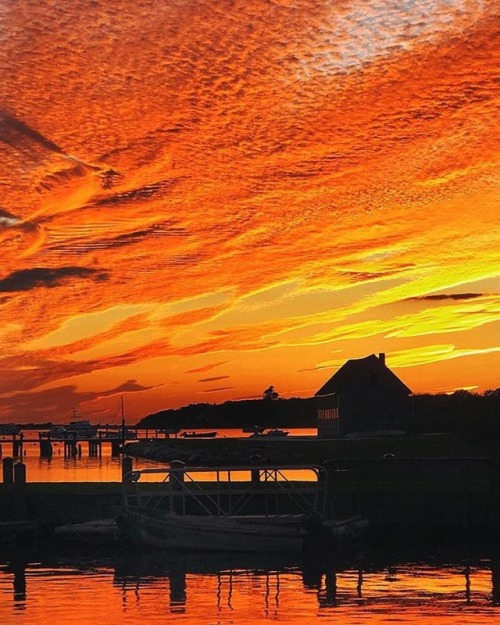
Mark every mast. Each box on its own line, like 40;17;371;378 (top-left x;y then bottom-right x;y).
121;395;125;441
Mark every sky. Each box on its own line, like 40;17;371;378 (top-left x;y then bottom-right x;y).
0;0;499;423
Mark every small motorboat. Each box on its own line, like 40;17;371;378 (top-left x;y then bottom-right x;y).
263;429;289;437
116;464;369;552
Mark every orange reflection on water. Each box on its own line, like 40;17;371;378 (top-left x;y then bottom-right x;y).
1;557;498;625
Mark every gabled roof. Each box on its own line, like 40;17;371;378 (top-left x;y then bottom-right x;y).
315;354;412;397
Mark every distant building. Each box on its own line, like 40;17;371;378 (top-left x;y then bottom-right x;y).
315;353;412;438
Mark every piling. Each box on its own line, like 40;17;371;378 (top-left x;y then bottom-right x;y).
170;459;186;515
122;456;133;482
64;441;78;458
13;436;23;458
111;441;121;457
2;457;14;484
14;461;27;519
0;443;2;458
490;460;500;537
89;440;101;457
14;462;26;485
39;439;53;458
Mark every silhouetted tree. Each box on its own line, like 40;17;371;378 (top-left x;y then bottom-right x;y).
453;389;475;397
263;385;279;401
485;389;500;397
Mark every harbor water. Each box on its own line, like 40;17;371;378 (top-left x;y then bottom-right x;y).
0;429;316;482
2;428;500;624
1;540;500;624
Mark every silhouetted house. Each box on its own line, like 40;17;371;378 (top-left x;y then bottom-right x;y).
315;353;412;438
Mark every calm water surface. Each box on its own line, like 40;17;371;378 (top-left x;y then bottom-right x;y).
1;541;499;625
0;429;316;482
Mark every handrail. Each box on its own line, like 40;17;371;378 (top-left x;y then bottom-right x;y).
122;464;328;519
125;464;326;477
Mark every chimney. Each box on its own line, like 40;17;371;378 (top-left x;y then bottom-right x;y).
379;352;386;366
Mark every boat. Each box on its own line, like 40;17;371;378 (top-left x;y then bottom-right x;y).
264;429;289;437
116;464;369;552
99;428;138;440
99;396;137;440
48;425;68;440
54;518;121;543
250;428;289;438
180;431;217;438
65;419;98;439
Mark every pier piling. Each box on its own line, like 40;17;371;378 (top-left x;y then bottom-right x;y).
14;461;27;519
13;435;23;458
64;441;78;458
122;456;133;482
2;457;14;484
89;440;101;457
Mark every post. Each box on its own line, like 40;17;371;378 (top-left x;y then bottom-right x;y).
14;461;26;485
13;433;24;458
170;460;186;515
250;453;261;483
490;460;500;538
14;461;27;519
40;440;53;458
122;456;133;482
2;457;14;484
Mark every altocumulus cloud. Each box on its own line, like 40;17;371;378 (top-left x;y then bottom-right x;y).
0;267;108;292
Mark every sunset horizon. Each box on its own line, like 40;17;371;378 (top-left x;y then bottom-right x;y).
1;0;498;424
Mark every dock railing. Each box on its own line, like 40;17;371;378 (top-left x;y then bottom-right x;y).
122;464;328;520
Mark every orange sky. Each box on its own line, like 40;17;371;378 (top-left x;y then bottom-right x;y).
0;0;498;423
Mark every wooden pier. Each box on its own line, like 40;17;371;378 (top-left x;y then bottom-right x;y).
1;454;500;538
0;427;175;459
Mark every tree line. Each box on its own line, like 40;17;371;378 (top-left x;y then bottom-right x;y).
137;389;500;434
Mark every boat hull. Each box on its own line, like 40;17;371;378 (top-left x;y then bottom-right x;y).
117;508;307;552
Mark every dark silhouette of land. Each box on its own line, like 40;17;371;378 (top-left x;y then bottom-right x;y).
137;390;500;441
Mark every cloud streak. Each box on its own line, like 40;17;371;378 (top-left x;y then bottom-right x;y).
0;267;108;292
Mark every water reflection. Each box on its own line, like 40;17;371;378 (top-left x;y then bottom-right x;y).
113;549;300;614
1;541;500;623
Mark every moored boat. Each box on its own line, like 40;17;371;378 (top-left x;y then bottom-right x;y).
264;428;289;437
116;464;369;552
65;420;98;439
250;428;289;438
180;431;217;438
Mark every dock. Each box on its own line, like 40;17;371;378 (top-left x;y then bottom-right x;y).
0;426;176;459
1;456;500;539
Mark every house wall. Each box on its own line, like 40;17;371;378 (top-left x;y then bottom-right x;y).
339;390;411;436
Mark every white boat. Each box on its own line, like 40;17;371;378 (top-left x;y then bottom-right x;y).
116;464;369;552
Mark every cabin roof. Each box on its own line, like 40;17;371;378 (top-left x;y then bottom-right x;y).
315;354;412;397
